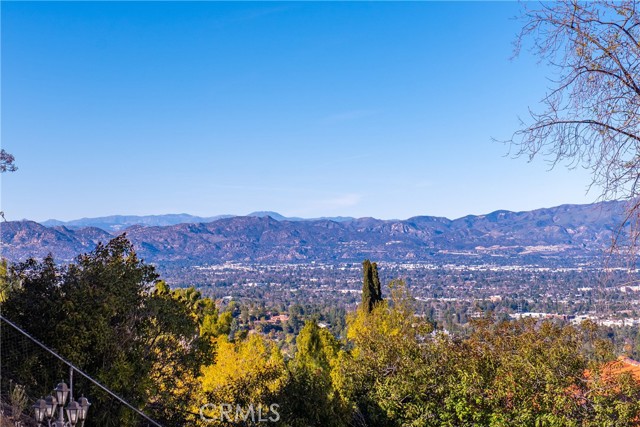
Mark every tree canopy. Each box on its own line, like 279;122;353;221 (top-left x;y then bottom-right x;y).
0;149;16;173
1;235;218;426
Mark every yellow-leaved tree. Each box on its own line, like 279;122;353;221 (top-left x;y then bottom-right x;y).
198;334;286;426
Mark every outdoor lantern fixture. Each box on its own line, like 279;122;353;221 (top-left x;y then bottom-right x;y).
33;399;47;423
65;400;81;425
44;395;58;419
34;379;90;427
55;382;70;407
78;396;91;421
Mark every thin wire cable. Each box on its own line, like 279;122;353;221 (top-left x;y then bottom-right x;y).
0;314;164;427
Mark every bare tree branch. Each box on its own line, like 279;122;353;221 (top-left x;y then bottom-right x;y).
511;1;640;208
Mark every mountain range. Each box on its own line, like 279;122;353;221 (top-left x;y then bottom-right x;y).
1;201;630;266
40;211;356;232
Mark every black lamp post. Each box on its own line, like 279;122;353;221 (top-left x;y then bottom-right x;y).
32;380;90;427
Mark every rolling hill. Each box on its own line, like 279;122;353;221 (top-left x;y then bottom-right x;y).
1;201;629;266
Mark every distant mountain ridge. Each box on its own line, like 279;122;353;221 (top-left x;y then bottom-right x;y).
41;212;356;232
3;201;629;266
41;213;235;231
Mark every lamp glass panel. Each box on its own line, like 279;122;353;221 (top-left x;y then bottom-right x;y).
66;406;79;425
45;396;57;418
55;383;69;406
33;400;46;422
78;397;90;420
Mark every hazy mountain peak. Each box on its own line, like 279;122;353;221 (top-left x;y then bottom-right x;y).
246;211;288;221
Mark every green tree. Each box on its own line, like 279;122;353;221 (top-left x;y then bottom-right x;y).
361;260;383;313
2;235;209;426
337;280;438;426
145;282;220;425
280;321;349;426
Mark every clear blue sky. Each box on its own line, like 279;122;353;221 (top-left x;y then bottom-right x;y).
1;1;597;222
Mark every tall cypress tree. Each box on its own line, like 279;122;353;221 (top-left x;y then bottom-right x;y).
371;262;382;302
362;260;373;312
361;260;383;313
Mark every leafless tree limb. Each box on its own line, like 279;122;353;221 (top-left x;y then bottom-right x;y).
511;1;640;247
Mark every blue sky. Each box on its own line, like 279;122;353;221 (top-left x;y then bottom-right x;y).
2;1;597;222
